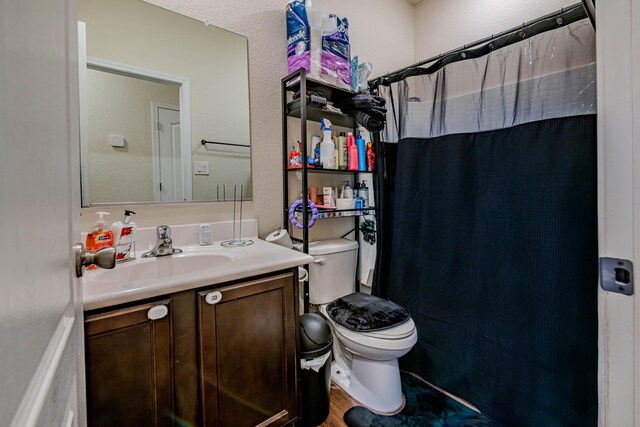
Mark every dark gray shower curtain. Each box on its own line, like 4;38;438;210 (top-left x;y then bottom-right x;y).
375;19;598;427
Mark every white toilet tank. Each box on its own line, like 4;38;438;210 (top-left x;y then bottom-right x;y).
297;239;359;304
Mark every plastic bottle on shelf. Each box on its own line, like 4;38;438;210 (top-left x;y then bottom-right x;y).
347;132;358;171
341;180;353;198
311;135;321;166
366;141;375;171
320;118;335;169
356;131;366;171
337;132;347;169
360;180;369;208
333;131;339;170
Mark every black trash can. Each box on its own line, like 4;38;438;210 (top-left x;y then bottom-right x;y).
299;313;333;427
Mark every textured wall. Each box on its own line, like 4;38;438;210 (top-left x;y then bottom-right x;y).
413;0;576;62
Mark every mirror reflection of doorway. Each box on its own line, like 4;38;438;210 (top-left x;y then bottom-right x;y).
152;103;183;201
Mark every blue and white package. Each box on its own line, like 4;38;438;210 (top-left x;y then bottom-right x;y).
286;0;311;74
321;15;351;88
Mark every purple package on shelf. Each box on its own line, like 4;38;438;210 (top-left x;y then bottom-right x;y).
286;0;311;74
321;15;351;87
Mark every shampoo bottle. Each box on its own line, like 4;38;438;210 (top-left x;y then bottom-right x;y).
347;132;358;171
112;210;137;263
337;132;347;169
320;118;335;169
85;211;113;270
333;131;339;169
356;131;366;171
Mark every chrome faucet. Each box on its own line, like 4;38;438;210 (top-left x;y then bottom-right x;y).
142;225;183;258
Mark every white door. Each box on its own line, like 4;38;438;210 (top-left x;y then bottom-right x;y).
597;1;640;426
153;104;183;201
0;1;86;426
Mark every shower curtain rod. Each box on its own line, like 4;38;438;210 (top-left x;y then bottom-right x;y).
370;2;588;90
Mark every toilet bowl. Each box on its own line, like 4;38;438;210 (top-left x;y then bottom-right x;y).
299;239;418;413
320;305;417;413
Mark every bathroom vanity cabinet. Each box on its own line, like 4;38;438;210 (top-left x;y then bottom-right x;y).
84;270;299;427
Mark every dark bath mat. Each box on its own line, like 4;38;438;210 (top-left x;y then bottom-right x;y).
343;372;502;427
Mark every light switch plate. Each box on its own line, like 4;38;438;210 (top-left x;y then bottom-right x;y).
109;134;125;147
195;161;210;175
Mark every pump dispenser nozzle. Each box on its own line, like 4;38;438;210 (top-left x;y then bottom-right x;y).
95;211;110;229
320;118;332;131
122;210;136;224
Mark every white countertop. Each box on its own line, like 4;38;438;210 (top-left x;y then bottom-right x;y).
83;237;313;311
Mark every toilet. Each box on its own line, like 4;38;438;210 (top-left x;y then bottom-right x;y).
302;239;418;413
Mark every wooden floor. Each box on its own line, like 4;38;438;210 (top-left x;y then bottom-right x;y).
320;381;360;427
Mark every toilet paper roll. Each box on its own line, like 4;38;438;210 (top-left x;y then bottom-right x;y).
266;228;294;249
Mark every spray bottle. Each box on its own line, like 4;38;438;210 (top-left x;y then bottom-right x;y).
320;118;335;169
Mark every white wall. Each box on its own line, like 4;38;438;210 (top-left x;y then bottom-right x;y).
413;0;576;63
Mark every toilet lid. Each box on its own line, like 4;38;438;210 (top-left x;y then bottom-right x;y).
326;292;411;332
336;317;416;341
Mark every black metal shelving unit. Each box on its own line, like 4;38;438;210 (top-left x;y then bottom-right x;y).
282;68;379;313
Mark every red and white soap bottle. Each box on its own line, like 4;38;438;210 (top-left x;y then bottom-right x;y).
111;210;137;262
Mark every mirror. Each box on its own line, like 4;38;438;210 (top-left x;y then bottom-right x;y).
78;0;251;206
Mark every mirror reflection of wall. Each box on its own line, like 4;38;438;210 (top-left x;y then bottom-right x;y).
78;0;252;207
86;68;181;203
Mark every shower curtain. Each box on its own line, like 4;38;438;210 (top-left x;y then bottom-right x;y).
375;18;597;427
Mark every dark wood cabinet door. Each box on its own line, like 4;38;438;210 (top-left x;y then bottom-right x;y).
198;272;298;427
85;299;174;427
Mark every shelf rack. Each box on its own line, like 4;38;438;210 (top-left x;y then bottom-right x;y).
282;68;379;313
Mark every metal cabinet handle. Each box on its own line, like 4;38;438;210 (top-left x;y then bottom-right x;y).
205;291;223;305
147;305;169;320
73;242;116;278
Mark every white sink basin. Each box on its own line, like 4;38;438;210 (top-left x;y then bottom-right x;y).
91;253;233;284
82;239;315;311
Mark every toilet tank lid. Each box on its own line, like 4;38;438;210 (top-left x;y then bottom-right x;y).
294;238;358;256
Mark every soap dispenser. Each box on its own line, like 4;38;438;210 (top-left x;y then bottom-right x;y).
112;210;137;263
86;211;114;270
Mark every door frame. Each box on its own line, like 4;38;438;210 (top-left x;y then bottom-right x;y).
151;102;184;201
596;1;639;425
79;55;193;203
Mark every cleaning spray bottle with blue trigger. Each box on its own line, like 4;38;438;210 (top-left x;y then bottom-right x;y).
320;118;335;169
356;131;366;171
